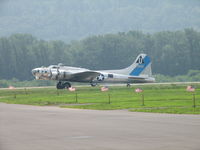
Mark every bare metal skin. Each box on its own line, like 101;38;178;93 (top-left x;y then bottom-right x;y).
32;54;155;89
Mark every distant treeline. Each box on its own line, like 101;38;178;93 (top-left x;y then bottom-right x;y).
0;28;200;81
155;70;200;83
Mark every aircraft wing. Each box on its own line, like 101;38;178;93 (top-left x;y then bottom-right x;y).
70;71;101;82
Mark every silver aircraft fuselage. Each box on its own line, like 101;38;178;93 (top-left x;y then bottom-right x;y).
32;66;155;83
32;54;155;88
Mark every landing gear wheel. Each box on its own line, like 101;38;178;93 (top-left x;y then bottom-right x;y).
56;82;71;89
127;83;131;87
91;82;97;87
63;82;71;89
57;81;65;89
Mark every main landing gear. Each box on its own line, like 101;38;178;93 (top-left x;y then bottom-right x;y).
126;83;131;87
90;82;97;87
56;81;71;89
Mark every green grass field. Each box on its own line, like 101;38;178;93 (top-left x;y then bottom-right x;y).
0;84;200;114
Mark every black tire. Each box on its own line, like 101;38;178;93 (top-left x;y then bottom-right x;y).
126;83;131;87
56;82;65;89
91;83;97;87
64;82;71;89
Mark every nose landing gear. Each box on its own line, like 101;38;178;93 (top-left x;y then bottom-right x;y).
56;81;71;89
126;83;131;87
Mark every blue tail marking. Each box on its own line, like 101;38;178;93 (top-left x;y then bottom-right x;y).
129;56;150;76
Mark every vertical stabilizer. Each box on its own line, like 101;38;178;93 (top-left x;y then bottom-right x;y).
117;54;152;77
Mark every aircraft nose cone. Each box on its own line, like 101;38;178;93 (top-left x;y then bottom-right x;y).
31;69;37;75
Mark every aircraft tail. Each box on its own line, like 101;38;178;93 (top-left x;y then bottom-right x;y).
120;54;152;77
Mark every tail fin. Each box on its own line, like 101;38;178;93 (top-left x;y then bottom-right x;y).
121;54;152;77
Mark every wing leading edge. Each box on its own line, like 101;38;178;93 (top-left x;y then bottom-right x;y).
70;71;101;82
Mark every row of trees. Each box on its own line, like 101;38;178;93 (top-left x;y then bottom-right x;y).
155;70;200;83
0;28;200;80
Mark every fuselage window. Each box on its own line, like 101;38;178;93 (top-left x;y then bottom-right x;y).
108;74;113;78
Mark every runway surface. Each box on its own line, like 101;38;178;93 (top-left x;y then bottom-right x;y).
0;81;200;90
0;103;200;150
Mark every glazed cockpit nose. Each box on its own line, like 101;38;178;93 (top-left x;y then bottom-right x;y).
31;69;38;75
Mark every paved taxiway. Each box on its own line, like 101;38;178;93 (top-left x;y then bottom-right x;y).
0;103;200;150
0;81;200;90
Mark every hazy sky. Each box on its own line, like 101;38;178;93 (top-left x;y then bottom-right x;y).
0;0;199;41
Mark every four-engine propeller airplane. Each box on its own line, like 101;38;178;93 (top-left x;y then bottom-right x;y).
32;54;155;89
